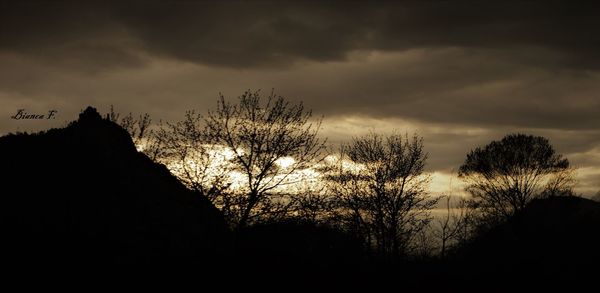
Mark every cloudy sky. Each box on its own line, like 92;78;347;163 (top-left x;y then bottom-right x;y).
1;0;599;196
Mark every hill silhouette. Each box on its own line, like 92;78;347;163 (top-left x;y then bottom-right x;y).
0;107;230;270
455;196;600;288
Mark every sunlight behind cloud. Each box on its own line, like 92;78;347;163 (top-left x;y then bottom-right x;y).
160;143;466;200
428;171;468;197
275;156;296;170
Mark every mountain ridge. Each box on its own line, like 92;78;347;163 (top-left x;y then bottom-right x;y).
0;106;231;269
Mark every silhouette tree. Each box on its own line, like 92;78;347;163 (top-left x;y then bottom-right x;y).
540;164;577;198
432;195;467;258
108;105;151;146
288;184;336;224
458;133;573;225
451;197;478;247
204;90;326;229
153;111;237;222
326;133;438;258
107;105;162;160
415;225;436;259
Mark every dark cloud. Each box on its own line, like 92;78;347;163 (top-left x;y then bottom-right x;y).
250;48;600;131
2;1;600;70
0;1;146;72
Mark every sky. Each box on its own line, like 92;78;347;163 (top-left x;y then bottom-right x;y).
1;0;599;196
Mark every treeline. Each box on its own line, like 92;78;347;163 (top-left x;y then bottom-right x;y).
110;90;578;259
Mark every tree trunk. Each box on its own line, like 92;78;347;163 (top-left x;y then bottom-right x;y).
238;192;258;230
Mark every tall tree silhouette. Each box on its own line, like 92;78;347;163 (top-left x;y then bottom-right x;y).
326;133;438;257
458;133;573;226
204;90;326;229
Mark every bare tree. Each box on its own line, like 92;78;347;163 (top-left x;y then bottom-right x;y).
458;133;573;225
108;107;232;216
291;184;340;224
432;195;467;259
542;168;577;197
326;133;439;258
108;105;162;160
453;197;479;247
154;111;234;215
204;90;326;229
415;226;436;259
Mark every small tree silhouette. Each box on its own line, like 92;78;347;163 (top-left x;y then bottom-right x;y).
432;195;469;258
107;105;162;159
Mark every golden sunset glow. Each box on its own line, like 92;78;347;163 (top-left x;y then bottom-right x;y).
160;146;463;200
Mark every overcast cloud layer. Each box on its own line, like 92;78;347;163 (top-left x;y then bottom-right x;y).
1;1;599;196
